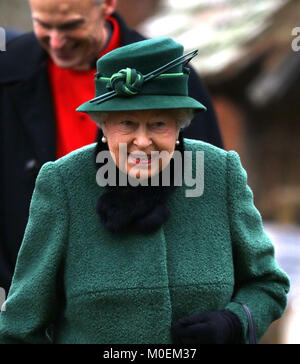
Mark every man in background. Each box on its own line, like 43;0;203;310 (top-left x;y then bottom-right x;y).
0;0;223;294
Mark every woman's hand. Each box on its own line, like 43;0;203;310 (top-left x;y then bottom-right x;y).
171;310;243;344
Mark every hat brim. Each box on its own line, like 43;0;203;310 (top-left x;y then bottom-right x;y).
76;95;207;113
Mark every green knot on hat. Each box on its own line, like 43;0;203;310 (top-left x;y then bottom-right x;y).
76;37;207;113
107;68;144;96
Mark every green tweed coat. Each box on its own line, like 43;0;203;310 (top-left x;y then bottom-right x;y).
0;139;289;344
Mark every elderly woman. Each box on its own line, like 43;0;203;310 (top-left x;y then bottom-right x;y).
0;38;289;344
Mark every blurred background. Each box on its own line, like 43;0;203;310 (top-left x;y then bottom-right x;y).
1;0;299;344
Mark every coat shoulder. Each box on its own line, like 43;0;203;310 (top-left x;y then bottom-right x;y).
183;138;228;164
183;139;229;190
42;143;97;185
0;32;46;83
55;143;96;169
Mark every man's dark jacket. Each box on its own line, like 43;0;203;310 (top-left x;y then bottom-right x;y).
0;13;223;293
4;29;21;43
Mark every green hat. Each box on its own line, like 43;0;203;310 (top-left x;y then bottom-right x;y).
76;37;207;113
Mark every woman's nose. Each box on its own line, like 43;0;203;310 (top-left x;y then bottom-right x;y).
133;130;152;148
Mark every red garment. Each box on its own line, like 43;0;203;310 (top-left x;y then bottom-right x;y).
48;16;121;159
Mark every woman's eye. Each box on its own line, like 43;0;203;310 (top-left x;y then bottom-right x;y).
120;120;134;127
153;121;166;128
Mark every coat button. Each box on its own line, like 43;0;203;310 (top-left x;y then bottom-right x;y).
24;159;41;177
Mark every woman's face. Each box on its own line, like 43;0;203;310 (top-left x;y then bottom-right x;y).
101;109;180;180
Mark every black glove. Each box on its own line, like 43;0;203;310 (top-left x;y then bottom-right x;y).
171;310;243;344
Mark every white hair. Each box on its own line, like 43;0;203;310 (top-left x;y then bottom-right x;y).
88;112;109;127
174;109;194;129
88;109;194;130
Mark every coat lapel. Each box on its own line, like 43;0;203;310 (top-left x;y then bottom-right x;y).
2;33;57;165
14;61;56;165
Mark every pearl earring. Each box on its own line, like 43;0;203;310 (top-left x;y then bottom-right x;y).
102;136;107;143
176;140;180;145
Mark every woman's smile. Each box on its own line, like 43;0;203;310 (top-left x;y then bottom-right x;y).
128;152;159;166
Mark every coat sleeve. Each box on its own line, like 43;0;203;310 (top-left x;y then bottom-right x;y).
224;151;290;343
0;161;68;344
